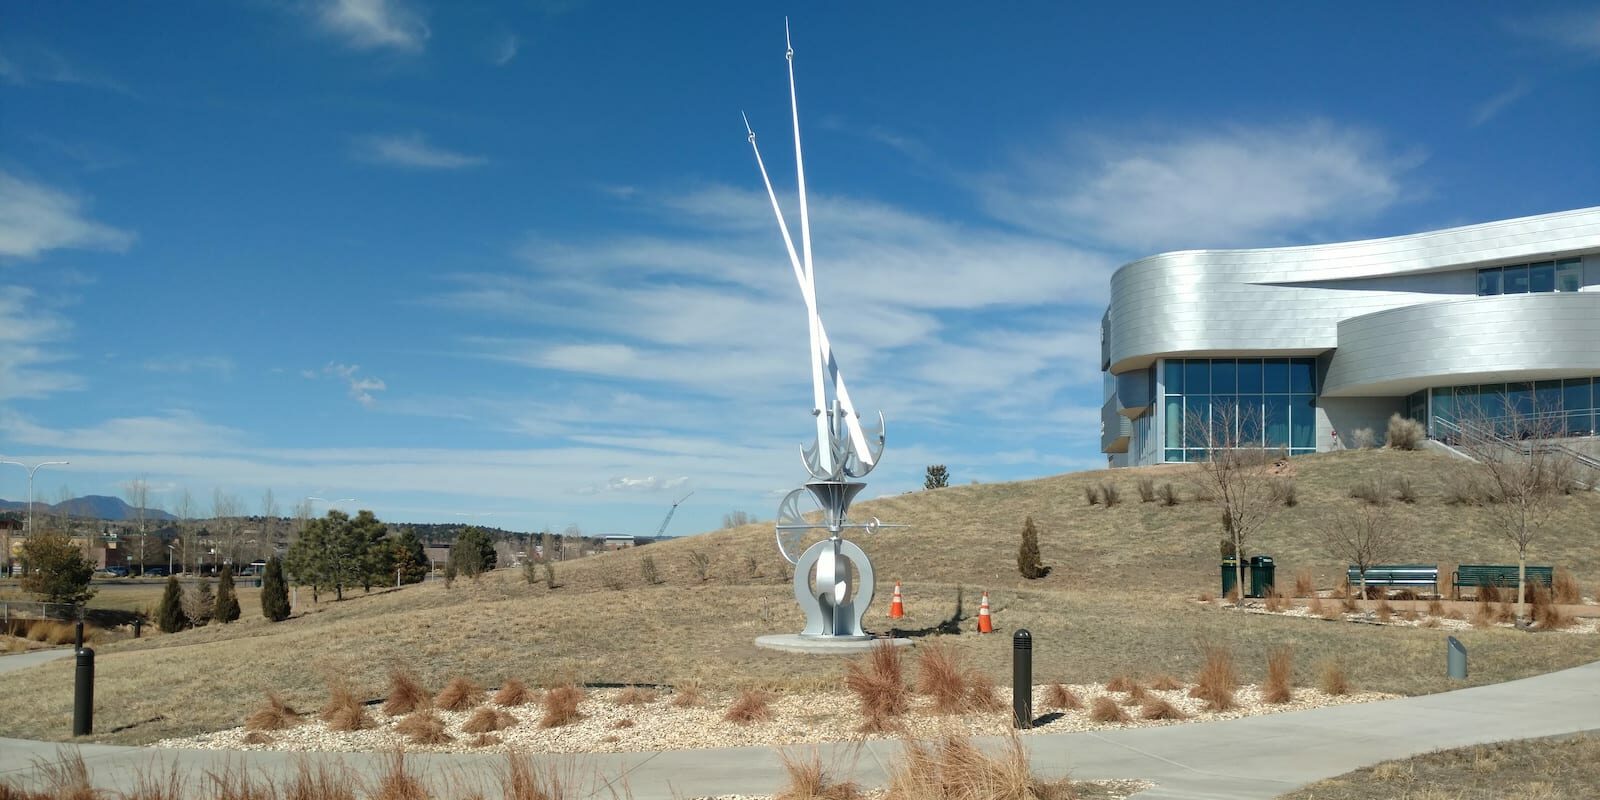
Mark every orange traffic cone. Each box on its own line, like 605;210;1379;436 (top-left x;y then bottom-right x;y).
977;591;994;633
889;580;905;619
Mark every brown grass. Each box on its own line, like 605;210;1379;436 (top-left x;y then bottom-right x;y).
1265;646;1294;704
319;681;374;732
965;672;1004;713
1531;585;1574;631
462;707;518;734
1293;569;1314;598
1320;660;1349;695
243;692;302;731
1148;674;1185;691
372;752;428;800
610;718;635;730
539;684;585;728
1188;644;1237;711
845;641;910;729
394;709;452;745
434;676;484;712
724;688;775;725
1427;599;1445;617
1340;593;1358;612
1089;696;1130;723
1139;697;1187;720
671;682;703;708
241;730;274;746
1553;568;1582;605
1263;586;1288;613
914;641;970;715
471;733;502;748
614;686;658;706
1307;595;1325;616
492;678;534;707
1375;597;1394;623
775;748;864;800
382;669;430;716
884;734;1075;800
1196;591;1214;602
1044;683;1083;710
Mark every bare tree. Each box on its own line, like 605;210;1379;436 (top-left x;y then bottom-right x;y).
124;477;150;576
261;489;280;557
292;498;313;543
211;489;242;570
1182;401;1284;601
1322;500;1403;600
722;510;753;529
1452;402;1577;623
173;489;195;573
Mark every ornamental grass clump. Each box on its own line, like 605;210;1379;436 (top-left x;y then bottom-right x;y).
1188;644;1237;712
1044;683;1082;711
775;748;864;800
1139;698;1187;720
539;684;585;728
245;692;302;731
435;676;485;712
320;680;374;732
462;707;518;734
615;686;658;706
1320;660;1350;696
914;641;971;715
493;678;534;707
1265;646;1294;704
845;642;910;731
1149;674;1186;691
724;688;775;726
394;710;452;745
1089;696;1130;723
383;670;430;716
883;735;1072;800
1553;568;1582;605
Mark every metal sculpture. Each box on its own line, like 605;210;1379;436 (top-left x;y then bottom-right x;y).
745;21;892;640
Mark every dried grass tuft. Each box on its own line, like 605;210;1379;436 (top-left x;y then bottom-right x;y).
471;734;502;748
493;678;534;707
1320;660;1349;696
1293;569;1314;598
1263;586;1288;613
245;692;302;731
1553;568;1582;605
241;731;273;745
610;718;635;730
394;710;452;745
1265;646;1294;704
671;682;703;708
775;748;864;800
499;752;574;800
914;641;971;715
884;735;1069;800
373;752;428;800
1044;683;1082;711
1308;595;1325;616
1103;675;1134;693
1089;696;1131;723
539;684;585;728
382;669;430;716
1196;591;1215;603
1148;674;1185;691
845;641;910;727
1139;698;1187;720
1188;644;1237;712
462;707;518;734
435;676;485;712
1375;597;1394;623
615;686;659;706
724;688;775;725
1427;599;1446;617
285;762;357;800
320;681;374;732
1531;584;1575;630
965;671;1004;713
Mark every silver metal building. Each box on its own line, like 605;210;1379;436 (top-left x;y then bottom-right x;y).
1100;206;1600;466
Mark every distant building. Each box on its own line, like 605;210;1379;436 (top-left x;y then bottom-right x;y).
602;534;635;551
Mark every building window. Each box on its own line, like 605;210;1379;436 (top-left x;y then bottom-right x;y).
1160;357;1318;462
1478;257;1583;296
1429;376;1599;438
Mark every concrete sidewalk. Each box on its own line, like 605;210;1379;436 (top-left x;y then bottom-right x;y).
3;658;1598;799
0;648;72;675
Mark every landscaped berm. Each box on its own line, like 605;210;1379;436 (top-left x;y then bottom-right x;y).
2;449;1599;755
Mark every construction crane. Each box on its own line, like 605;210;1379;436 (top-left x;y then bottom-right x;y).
654;491;694;539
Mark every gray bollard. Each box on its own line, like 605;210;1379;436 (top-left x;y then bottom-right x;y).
1447;636;1468;680
73;646;95;736
1013;628;1032;729
75;620;84;650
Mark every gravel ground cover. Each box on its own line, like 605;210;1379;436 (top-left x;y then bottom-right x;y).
155;683;1392;755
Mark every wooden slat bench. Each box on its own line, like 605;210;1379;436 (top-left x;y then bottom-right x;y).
1451;564;1554;600
1346;565;1439;596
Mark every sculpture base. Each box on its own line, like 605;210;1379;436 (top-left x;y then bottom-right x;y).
754;634;914;655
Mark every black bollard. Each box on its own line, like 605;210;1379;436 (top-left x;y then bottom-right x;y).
73;646;95;736
1013;628;1033;729
133;618;143;639
75;620;84;650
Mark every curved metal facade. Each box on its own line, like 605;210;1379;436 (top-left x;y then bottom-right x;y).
1100;206;1600;465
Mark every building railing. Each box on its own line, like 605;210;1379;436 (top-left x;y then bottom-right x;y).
1433;416;1600;483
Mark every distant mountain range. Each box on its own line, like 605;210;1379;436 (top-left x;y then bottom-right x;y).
0;495;178;522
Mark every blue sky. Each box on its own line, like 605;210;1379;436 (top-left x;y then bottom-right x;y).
2;1;1598;536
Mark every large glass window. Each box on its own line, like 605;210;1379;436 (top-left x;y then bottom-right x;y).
1163;359;1184;394
1426;376;1600;440
1184;360;1209;398
1503;265;1530;293
1556;259;1583;292
1237;358;1264;394
1264;358;1291;394
1291;394;1315;448
1529;262;1555;293
1480;258;1583;295
1165;397;1183;448
1211;359;1238;395
1478;268;1502;295
1160;356;1320;461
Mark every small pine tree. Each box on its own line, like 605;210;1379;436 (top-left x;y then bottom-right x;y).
186;578;216;626
260;556;290;622
924;464;950;490
215;566;242;623
156;575;188;633
1018;516;1047;579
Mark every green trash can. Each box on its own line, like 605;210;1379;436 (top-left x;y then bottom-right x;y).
1249;555;1276;598
1221;557;1239;597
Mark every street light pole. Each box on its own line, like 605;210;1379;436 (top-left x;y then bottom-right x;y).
0;460;70;537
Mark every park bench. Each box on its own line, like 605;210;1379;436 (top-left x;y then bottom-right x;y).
1346;565;1439;596
1451;564;1554;599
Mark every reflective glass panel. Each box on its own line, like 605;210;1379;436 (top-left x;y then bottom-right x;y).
1165;449;1184;463
1564;378;1593;414
1431;387;1456;425
1185;395;1210;446
1184;360;1209;398
1236;358;1263;394
1291;394;1315;448
1264;358;1291;394
1289;358;1316;393
1508;382;1534;416
1481;384;1507;417
1535;380;1562;415
1163;359;1184;394
1556;259;1582;292
1210;359;1238;395
1529;262;1555;293
1165;398;1183;447
1265;397;1289;448
1478;268;1502;295
1504;265;1530;293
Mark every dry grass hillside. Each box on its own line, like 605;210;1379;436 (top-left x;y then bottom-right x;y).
2;449;1599;745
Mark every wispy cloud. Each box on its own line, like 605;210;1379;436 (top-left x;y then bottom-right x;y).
0;45;133;95
0;409;240;454
981;120;1419;254
1471;80;1532;127
353;132;486;169
322;362;387;408
601;475;690;493
0;287;81;401
142;356;236;377
492;32;520;66
310;0;430;53
1509;8;1600;57
0;171;135;260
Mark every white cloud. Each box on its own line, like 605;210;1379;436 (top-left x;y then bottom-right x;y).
321;363;387;407
0;45;132;94
353;133;486;169
1471;81;1531;127
493;33;520;66
0;409;240;454
142;355;235;376
312;0;430;53
0;287;80;400
1510;9;1600;56
602;476;690;493
0;171;134;260
981;121;1417;254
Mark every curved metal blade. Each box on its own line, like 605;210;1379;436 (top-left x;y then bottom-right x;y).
774;487;828;564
